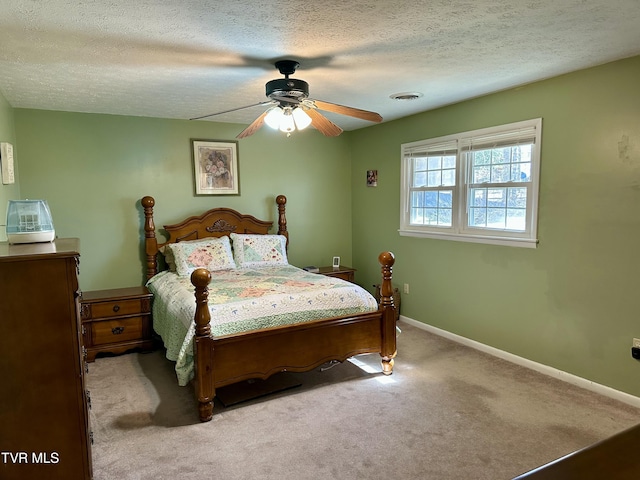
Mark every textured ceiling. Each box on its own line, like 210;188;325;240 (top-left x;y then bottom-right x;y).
2;0;640;133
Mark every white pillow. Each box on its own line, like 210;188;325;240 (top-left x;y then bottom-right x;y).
230;233;288;267
164;236;236;276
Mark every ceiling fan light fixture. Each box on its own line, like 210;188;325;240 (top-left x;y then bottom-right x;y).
279;108;296;133
264;107;284;130
264;105;311;134
292;107;312;130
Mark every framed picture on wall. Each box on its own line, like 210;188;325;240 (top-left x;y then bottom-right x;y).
191;139;239;195
367;169;378;187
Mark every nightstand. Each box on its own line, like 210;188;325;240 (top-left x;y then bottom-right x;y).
317;265;356;283
80;286;154;362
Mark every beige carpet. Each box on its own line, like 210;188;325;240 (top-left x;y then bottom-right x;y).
87;321;640;479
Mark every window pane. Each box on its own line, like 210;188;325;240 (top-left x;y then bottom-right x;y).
507;187;527;208
519;144;532;162
442;168;456;186
487;208;506;228
471;188;486;207
469;207;486;227
492;147;511;164
511;162;531;182
473;150;491;165
491;164;510;183
409;191;452;227
427;171;442;187
487;188;506;207
473;166;490;183
415;157;428;170
438;208;452;226
413;172;427;187
425;191;438;207
428;157;441;170
506;208;526;231
425;208;438;224
439;190;452;208
443;155;456;169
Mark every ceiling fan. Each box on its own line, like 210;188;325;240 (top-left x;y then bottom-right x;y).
190;59;383;138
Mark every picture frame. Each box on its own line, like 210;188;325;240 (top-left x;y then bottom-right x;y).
192;139;239;195
332;256;340;269
366;169;377;187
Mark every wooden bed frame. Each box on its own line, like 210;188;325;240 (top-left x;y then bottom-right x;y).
142;195;397;422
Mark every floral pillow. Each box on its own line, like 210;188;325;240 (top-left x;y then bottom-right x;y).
230;233;288;267
165;236;236;277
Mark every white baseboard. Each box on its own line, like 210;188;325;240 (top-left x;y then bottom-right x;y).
399;315;640;409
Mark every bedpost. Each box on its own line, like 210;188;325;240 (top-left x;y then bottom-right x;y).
378;251;397;375
276;195;288;247
191;268;216;422
142;196;158;280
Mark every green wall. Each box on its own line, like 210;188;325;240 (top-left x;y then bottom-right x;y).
14;111;353;290
10;55;640;398
350;56;640;397
0;91;20;240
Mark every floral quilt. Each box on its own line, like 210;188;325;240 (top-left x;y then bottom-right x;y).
147;265;378;386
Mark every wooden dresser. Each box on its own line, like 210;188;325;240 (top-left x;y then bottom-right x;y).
0;238;93;479
80;286;154;362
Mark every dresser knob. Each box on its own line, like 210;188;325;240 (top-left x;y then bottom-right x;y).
112;326;125;335
112;304;120;313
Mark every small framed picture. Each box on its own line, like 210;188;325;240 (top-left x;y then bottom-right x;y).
192;139;239;195
367;169;377;187
332;256;340;269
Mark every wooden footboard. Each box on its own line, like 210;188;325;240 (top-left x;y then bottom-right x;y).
191;251;396;422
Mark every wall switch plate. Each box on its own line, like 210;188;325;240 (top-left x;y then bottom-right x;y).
1;142;15;185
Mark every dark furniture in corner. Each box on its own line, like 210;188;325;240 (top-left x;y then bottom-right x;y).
513;423;640;479
0;238;93;480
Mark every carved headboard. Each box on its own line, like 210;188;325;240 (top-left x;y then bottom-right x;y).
141;195;288;279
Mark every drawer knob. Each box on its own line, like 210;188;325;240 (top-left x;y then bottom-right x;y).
112;305;120;313
112;326;125;335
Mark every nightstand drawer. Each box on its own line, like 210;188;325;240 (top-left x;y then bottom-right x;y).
317;266;356;283
85;298;148;320
324;271;353;282
92;317;144;346
80;286;155;361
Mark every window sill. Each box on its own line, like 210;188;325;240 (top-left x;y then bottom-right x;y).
398;228;538;248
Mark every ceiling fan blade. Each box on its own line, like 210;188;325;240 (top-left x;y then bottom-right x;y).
236;110;270;138
312;99;382;123
190;101;275;121
305;109;343;137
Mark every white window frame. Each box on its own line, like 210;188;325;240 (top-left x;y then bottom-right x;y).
400;118;542;248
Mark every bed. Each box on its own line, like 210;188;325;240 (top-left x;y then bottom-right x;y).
141;194;397;422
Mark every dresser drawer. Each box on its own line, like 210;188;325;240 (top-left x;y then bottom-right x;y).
91;317;144;346
85;297;148;320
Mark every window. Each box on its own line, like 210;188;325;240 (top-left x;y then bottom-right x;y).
400;118;542;248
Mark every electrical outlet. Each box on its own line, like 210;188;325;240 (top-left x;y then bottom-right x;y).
633;338;640;349
403;283;409;294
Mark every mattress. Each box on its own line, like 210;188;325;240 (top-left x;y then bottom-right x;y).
147;264;378;385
